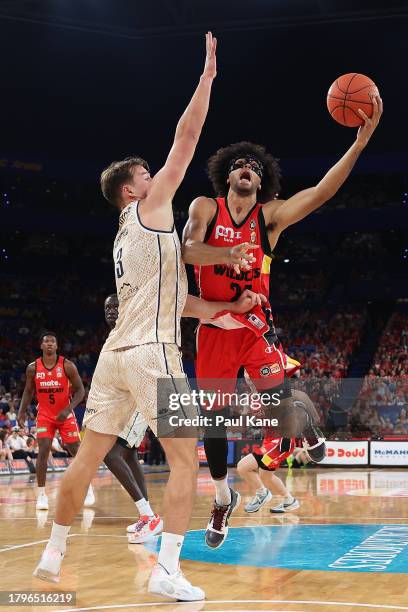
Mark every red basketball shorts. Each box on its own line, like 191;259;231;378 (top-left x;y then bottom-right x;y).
195;325;300;410
36;412;80;445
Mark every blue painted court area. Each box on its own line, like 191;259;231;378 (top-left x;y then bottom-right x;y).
146;524;408;573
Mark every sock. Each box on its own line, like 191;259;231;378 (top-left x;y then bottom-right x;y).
213;476;231;506
285;493;294;504
135;498;154;517
256;486;268;496
47;522;70;554
38;487;46;497
87;483;94;495
157;532;184;575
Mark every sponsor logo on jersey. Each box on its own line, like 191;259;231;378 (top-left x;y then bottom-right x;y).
250;219;256;230
250;231;257;243
214;225;242;243
36;372;45;379
85;407;96;414
37;427;48;433
265;346;275;354
39;380;60;387
260;363;281;376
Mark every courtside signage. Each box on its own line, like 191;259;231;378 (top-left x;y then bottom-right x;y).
320;441;368;465
371;441;408;466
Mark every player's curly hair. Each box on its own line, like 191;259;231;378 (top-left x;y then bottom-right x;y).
207;141;281;203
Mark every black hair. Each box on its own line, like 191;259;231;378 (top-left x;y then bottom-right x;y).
39;331;57;343
207;141;282;203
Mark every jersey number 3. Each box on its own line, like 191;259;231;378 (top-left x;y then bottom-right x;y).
115;248;124;279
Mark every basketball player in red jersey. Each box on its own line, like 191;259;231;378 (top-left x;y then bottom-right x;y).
18;332;95;511
182;96;383;547
237;437;299;514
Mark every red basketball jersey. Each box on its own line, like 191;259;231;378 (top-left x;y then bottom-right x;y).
195;197;273;334
34;355;71;418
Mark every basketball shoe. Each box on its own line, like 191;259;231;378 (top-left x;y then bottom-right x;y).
127;514;163;543
244;489;272;513
83;484;95;507
33;546;63;583
148;563;205;601
36;492;49;511
270;497;300;513
205;488;240;549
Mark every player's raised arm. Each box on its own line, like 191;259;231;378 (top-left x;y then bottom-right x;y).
182;197;258;270
55;360;85;422
17;363;36;428
140;32;217;230
267;95;383;232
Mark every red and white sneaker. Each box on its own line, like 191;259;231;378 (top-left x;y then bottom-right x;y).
127;514;163;544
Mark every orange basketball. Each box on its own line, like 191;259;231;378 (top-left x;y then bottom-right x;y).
327;73;379;127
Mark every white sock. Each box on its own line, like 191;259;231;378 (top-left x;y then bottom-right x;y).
213;476;231;506
256;486;268;496
285;493;294;504
48;522;70;554
135;498;154;517
157;532;184;575
38;487;46;497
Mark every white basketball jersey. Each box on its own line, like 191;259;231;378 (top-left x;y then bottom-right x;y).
102;201;188;351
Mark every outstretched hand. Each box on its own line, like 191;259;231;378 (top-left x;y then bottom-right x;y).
356;95;383;148
202;31;217;80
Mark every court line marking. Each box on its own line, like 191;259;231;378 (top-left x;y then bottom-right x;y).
1;516;408;521
54;600;408;612
2;522;407;551
0;534;79;553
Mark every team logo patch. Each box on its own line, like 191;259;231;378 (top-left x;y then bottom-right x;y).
260;366;271;377
250;219;256;230
56;366;63;378
250;231;257;244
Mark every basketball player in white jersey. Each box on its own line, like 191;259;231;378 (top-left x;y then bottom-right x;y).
34;31;221;601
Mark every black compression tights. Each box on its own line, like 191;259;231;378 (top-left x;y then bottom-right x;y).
203;409;229;480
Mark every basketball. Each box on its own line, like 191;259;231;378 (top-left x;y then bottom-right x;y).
327;73;379;127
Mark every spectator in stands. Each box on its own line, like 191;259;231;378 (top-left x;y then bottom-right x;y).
6;427;36;472
0;431;13;461
51;436;69;458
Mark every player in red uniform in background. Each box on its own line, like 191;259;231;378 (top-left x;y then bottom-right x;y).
18;332;95;511
182;101;382;548
237;437;299;514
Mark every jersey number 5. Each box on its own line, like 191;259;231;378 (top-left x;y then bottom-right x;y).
115;248;124;279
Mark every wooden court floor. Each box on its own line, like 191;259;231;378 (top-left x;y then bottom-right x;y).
1;466;408;612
